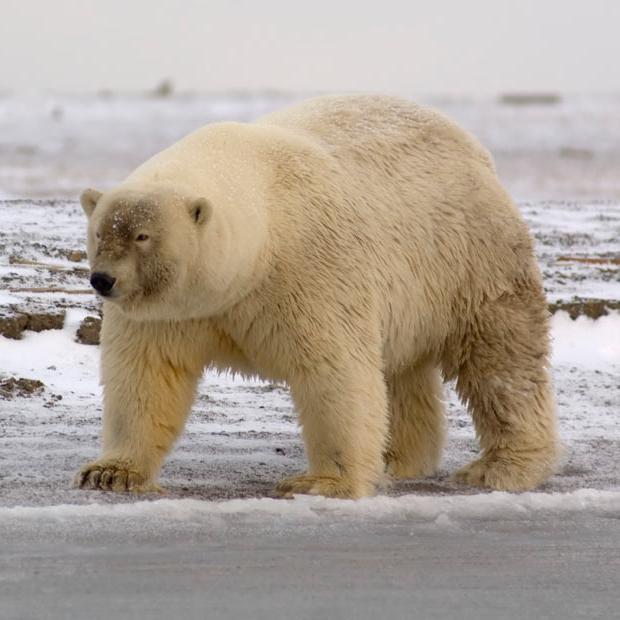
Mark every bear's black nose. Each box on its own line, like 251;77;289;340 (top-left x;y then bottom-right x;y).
90;272;116;296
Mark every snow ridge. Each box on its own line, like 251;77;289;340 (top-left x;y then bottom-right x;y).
3;489;619;524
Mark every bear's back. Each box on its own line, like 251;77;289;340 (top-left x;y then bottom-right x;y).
257;95;495;173
256;96;537;365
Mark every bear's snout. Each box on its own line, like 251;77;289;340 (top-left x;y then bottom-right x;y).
90;272;117;296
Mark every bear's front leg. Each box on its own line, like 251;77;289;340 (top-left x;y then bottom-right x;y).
276;360;389;499
75;309;206;492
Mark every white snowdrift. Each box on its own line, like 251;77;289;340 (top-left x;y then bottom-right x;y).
2;489;619;525
551;311;620;368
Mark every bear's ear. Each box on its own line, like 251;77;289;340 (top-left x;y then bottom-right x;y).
80;188;103;217
188;197;213;225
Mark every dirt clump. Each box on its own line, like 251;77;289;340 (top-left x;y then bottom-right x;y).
66;250;87;262
76;315;101;345
27;311;66;332
0;310;65;339
548;298;620;320
0;377;45;399
0;312;29;339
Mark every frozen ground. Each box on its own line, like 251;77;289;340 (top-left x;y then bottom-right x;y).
1;502;619;620
0;300;619;507
0;198;618;506
0;94;619;618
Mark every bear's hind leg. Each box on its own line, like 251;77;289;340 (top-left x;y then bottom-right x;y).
384;362;445;479
448;286;559;491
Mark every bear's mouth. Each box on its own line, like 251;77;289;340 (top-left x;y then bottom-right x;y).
96;289;120;300
112;288;146;308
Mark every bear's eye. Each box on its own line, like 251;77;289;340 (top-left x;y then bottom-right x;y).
95;232;101;240
135;233;150;242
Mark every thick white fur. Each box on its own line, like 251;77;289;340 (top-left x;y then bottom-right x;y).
76;95;558;497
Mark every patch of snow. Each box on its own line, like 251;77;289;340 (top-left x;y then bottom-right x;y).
0;289;22;305
551;311;620;369
0;308;100;400
2;489;619;526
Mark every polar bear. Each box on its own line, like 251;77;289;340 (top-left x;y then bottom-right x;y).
75;95;558;498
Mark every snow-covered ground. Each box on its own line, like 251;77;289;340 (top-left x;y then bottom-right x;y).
0;196;618;510
0;94;619;619
0;301;619;508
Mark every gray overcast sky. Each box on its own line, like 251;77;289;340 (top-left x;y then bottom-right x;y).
1;0;619;95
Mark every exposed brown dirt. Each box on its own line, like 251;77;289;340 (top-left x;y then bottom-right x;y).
8;287;92;294
0;377;45;399
0;310;65;339
0;312;29;339
557;255;620;266
548;298;620;320
66;250;87;262
76;315;102;345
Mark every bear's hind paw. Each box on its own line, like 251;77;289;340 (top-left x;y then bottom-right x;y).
452;449;555;492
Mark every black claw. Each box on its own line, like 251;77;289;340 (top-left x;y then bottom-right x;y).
88;469;102;489
100;469;113;489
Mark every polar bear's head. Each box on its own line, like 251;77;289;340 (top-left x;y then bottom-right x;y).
81;186;213;318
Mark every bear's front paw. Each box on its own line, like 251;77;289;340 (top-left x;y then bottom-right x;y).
275;473;374;499
74;459;160;493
